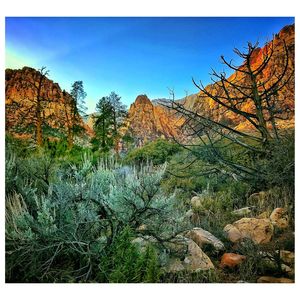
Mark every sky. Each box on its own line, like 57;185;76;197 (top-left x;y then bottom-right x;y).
6;17;294;113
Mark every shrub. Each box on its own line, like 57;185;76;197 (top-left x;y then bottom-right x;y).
125;139;181;165
5;155;188;282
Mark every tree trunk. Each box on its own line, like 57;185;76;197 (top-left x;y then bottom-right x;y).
35;73;44;147
36;113;43;147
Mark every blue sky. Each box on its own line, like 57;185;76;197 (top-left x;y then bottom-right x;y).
6;17;294;113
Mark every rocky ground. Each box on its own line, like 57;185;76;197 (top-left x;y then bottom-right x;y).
133;192;295;283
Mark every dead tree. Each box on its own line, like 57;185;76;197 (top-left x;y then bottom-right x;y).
166;37;294;182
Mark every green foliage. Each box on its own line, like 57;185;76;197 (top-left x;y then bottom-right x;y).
5;150;185;282
93;92;127;152
98;227;160;283
70;80;87;117
125;139;181;165
93;97;114;151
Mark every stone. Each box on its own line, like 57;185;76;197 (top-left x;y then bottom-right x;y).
185;209;194;218
220;253;246;268
137;224;147;231
223;224;243;243
257;276;294;283
186;227;225;251
165;258;185;273
164;236;189;257
190;196;203;210
247;191;268;208
280;250;295;265
183;239;215;272
131;235;157;252
281;264;294;277
232;207;252;216
269;208;289;229
233;218;274;244
257;211;269;219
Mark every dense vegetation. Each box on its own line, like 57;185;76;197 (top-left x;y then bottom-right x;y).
5;128;294;282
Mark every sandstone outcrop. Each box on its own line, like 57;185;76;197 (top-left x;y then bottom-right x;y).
126;95;184;146
224;218;274;244
269;208;289;229
5;67;92;140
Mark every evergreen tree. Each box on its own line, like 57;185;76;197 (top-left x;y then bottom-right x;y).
107;92;127;153
93;97;114;151
93;92;127;153
70;81;87;117
64;81;87;149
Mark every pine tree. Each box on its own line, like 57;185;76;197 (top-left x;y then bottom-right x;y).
93;92;127;152
93;97;114;151
65;81;87;149
107;92;127;153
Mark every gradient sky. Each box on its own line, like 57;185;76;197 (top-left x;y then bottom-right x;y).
6;17;294;113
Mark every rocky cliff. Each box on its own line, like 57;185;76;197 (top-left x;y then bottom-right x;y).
128;24;294;144
126;95;185;145
183;24;295;132
5;24;294;147
5;67;92;140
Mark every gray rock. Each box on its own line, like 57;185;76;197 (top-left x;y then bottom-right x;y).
186;227;225;251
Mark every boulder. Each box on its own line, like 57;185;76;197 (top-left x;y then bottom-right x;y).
257;211;269;219
232;218;274;244
186;227;225;251
190;196;203;210
281;264;294;277
220;253;246;268
269;208;289;229
164;236;189;257
185;209;194;218
137;224;147;232
223;224;243;243
183;239;215;272
248;191;268;208
257;276;294;283
131;235;157;252
165;258;185;273
232;207;252;216
280;250;295;265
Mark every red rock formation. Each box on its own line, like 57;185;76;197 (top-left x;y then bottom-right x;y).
187;24;295;132
126;95;184;145
126;25;294;145
5;67;92;142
